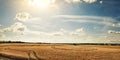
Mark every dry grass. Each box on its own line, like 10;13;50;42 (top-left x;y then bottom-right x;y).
0;44;120;60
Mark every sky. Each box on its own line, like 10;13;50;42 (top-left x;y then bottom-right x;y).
0;0;120;43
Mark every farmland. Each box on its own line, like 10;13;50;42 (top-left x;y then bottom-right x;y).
0;44;120;60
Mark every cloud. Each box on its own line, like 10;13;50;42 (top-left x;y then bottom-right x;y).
1;23;119;43
0;22;27;33
23;27;86;37
27;0;96;5
20;27;89;43
51;32;64;36
53;15;109;20
111;23;120;27
1;12;120;43
73;0;81;3
53;15;119;27
70;28;86;36
64;0;99;4
108;30;120;34
51;0;56;3
0;24;2;27
25;29;64;36
83;0;97;3
11;22;27;32
99;1;103;4
64;0;81;3
15;12;30;22
106;30;120;43
65;0;73;3
0;34;5;38
51;28;68;36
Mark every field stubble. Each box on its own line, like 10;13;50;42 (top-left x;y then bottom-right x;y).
0;44;120;60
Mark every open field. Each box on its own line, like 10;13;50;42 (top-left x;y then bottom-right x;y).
0;44;120;60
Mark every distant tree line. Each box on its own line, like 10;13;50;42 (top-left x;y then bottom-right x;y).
0;40;25;43
0;41;120;46
69;43;120;46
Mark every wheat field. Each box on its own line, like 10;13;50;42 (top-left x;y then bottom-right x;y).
0;44;120;60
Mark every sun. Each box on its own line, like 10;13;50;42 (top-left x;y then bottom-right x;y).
29;0;52;8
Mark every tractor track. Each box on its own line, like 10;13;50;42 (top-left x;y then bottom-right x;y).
0;48;43;60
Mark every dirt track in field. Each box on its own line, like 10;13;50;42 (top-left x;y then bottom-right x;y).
0;44;120;60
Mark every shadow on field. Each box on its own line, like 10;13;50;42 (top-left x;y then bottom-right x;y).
0;49;44;60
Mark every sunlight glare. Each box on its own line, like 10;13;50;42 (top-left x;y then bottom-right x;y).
29;0;52;8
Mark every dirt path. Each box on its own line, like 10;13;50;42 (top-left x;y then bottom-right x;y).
0;48;43;60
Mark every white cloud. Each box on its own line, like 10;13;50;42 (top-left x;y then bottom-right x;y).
23;27;86;37
63;0;81;3
0;22;27;33
15;12;30;22
53;15;108;20
100;1;103;4
111;23;120;27
106;30;120;43
51;32;64;36
53;15;119;27
24;29;64;36
0;34;5;38
51;0;56;3
73;0;81;3
65;0;73;3
108;30;120;34
1;13;120;43
1;24;120;43
0;24;2;27
12;22;27;32
83;0;97;3
70;28;86;36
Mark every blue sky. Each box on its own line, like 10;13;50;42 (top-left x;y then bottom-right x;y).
0;0;120;43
